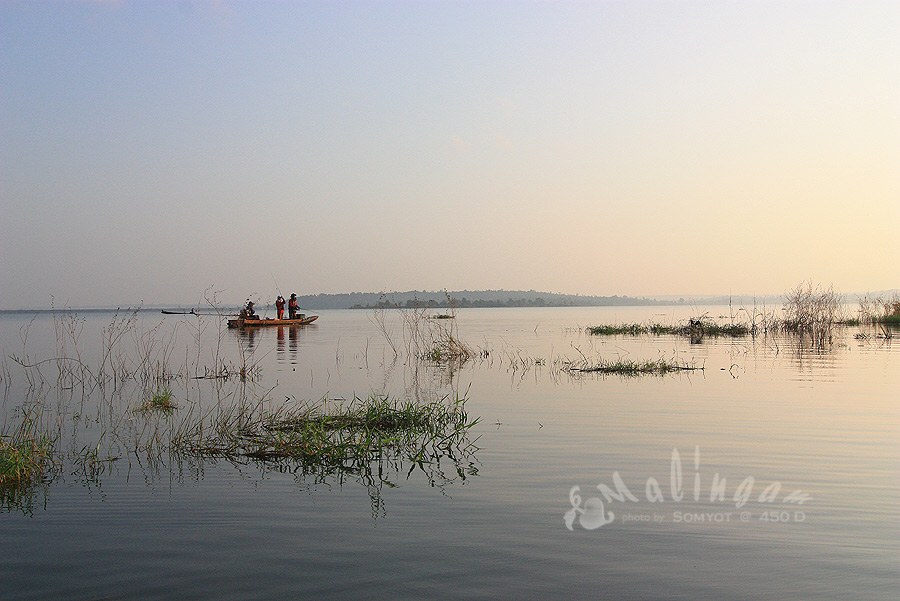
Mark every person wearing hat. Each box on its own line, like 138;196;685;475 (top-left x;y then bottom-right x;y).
288;294;299;320
275;295;286;320
241;299;258;319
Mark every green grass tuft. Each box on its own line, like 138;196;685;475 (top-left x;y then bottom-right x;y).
0;438;52;488
139;388;177;412
568;357;702;376
588;320;750;339
1;408;56;497
172;394;479;470
587;324;648;336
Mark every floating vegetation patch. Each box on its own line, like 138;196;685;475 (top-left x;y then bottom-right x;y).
588;320;750;339
649;323;676;335
566;357;703;376
674;321;750;338
587;324;649;336
170;394;480;486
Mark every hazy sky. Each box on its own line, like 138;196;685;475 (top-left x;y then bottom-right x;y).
2;1;898;309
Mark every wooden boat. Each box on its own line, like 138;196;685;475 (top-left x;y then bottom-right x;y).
228;315;318;329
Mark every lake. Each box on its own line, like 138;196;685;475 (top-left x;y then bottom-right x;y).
1;306;898;600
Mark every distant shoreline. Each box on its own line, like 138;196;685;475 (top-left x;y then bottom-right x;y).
2;287;894;313
1;304;677;315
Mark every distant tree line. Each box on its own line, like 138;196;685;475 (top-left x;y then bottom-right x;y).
338;291;670;310
290;289;825;310
351;297;664;309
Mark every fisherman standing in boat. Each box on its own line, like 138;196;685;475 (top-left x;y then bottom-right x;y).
275;295;286;320
288;294;299;320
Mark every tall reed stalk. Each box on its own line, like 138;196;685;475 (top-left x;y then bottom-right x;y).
780;282;842;345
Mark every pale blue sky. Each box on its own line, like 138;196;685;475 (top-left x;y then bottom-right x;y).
2;1;898;309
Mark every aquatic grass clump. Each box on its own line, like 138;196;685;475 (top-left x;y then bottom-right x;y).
670;321;750;338
587;324;648;336
258;397;470;462
587;320;750;340
567;357;702;376
649;324;677;335
261;395;479;461
0;437;53;488
1;408;56;509
138;388;177;412
708;322;749;337
171;394;480;482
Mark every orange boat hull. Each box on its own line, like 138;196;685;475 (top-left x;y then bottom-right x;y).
227;315;318;329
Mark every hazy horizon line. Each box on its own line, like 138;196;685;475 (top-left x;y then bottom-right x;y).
2;287;896;313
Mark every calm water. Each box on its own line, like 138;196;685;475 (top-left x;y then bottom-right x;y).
1;306;898;600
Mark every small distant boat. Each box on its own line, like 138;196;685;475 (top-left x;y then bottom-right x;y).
227;315;318;329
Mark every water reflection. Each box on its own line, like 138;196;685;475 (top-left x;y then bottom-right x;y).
235;325;258;352
2;307;899;600
239;324;319;365
240;442;478;519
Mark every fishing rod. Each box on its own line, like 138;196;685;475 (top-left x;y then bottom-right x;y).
270;274;288;318
160;309;237;316
271;273;284;299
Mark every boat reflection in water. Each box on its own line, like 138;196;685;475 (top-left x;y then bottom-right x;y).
232;315;318;354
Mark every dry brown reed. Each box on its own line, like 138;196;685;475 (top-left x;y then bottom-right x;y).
779;282;842;345
858;293;900;325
